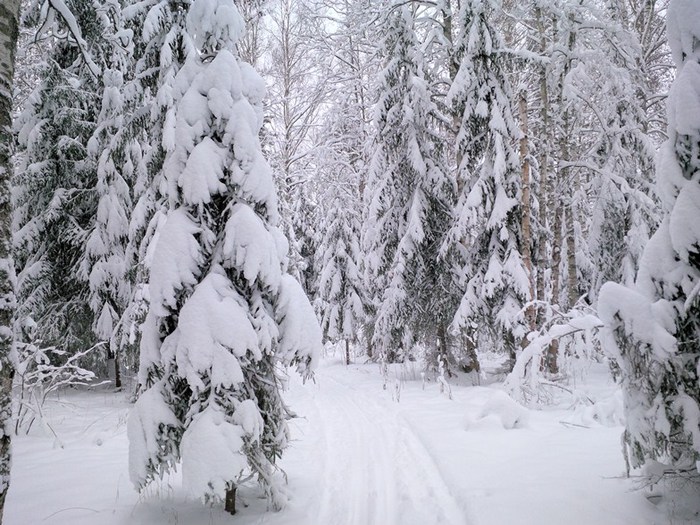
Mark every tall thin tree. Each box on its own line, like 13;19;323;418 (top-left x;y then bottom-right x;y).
0;0;20;518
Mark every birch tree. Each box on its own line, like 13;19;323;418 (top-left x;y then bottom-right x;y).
0;0;20;518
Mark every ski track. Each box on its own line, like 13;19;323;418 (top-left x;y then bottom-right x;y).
311;372;469;525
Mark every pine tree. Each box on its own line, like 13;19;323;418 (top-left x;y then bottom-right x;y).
443;0;528;368
127;0;320;512
0;0;20;517
599;0;700;481
362;4;454;363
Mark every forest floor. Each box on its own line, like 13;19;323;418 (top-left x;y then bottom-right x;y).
4;352;698;525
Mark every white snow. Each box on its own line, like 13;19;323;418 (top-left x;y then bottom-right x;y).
222;203;283;290
162;272;260;391
5;358;683;525
277;274;323;371
180;407;246;502
148;208;202;316
667;0;700;66
127;383;180;488
186;0;245;52
178;137;227;205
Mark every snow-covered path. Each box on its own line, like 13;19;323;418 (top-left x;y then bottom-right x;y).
4;357;678;524
309;373;468;525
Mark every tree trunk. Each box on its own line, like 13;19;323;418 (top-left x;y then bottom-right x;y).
345;339;350;366
436;322;450;376
518;92;536;334
114;347;122;389
544;7;578;376
0;0;20;520
562;9;579;312
225;485;237;515
535;6;551;331
460;330;480;374
547;199;563;375
565;200;579;309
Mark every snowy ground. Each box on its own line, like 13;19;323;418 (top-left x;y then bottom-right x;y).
4;355;693;525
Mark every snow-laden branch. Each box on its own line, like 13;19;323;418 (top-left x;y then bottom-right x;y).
35;0;101;78
504;307;604;404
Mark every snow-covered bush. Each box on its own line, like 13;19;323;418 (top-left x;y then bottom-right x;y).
13;326;98;437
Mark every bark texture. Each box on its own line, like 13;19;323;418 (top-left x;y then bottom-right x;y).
0;0;20;521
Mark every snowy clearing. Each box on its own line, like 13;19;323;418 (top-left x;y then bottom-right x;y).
3;357;685;525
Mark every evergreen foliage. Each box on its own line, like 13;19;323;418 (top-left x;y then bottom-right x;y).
442;0;528;366
127;0;320;509
599;0;700;480
362;4;454;363
13;0;110;370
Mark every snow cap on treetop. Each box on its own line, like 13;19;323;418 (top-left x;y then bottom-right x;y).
187;0;245;53
667;0;700;67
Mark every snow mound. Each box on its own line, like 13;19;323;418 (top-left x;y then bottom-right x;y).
467;390;530;430
565;390;626;428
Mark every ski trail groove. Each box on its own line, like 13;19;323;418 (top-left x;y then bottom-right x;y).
312;373;469;525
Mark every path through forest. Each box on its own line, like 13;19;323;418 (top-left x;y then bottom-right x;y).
304;371;469;525
4;357;669;525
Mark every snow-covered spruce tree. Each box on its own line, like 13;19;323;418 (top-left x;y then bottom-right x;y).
599;0;700;482
585;13;659;303
81;0;135;388
0;0;20;517
13;0;107;371
442;0;528;369
312;65;371;363
315;184;363;365
127;0;320;513
311;0;381;356
362;4;455;364
114;0;193;385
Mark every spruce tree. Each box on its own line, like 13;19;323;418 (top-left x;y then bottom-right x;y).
316;188;363;365
81;0;135;388
443;0;528;367
13;0;108;370
586;0;660;302
127;0;320;512
117;0;192;388
599;0;700;481
362;4;454;363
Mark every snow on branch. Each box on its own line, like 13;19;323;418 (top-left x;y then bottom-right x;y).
504;302;604;404
34;0;102;78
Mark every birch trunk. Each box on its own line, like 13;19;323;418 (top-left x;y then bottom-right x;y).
0;0;20;519
518;93;536;334
535;7;551;331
